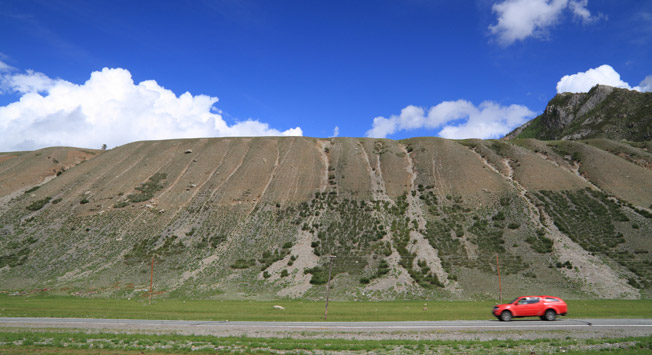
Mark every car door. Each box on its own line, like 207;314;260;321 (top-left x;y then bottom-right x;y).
513;297;540;316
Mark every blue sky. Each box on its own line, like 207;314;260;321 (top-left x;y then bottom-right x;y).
1;0;651;151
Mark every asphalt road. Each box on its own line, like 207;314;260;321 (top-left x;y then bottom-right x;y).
1;317;652;334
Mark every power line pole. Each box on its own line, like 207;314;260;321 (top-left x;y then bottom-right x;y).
149;255;155;305
324;255;336;320
496;254;502;303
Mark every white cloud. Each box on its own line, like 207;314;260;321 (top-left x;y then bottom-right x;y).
569;0;592;22
366;100;535;140
3;69;62;94
636;75;652;93
489;0;599;46
330;126;339;138
555;64;652;93
0;65;302;151
0;61;14;72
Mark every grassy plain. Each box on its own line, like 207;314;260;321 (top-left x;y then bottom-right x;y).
0;330;650;354
1;295;651;321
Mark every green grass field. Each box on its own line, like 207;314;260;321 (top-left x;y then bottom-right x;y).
0;330;650;354
1;295;651;321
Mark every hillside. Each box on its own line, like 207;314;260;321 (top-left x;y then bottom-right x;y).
505;85;652;142
1;137;651;300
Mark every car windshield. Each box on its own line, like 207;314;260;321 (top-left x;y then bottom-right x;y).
510;297;519;304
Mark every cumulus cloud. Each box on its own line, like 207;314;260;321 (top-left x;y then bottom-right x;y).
366;100;535;140
489;0;599;46
556;64;652;93
0;63;302;151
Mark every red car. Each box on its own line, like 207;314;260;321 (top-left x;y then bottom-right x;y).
492;295;567;321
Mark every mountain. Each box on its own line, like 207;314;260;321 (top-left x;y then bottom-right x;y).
1;137;651;300
505;85;652;142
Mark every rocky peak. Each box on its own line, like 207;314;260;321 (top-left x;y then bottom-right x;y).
505;85;652;141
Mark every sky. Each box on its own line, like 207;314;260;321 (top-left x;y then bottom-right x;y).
1;0;651;151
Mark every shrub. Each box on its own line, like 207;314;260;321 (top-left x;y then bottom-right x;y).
127;173;167;203
24;186;40;194
280;269;289;277
305;266;328;285
376;259;390;276
230;259;255;269
26;197;51;211
633;208;652;219
627;277;641;289
0;248;30;268
556;261;573;269
507;222;520;229
526;234;553;253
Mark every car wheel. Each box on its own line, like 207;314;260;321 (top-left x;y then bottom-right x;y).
544;309;556;321
500;311;512;322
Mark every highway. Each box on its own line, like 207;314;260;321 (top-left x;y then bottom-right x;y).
1;317;652;340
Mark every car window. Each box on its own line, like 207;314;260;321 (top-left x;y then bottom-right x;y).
517;297;540;304
545;297;559;302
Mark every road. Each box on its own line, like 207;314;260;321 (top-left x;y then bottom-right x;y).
1;317;652;340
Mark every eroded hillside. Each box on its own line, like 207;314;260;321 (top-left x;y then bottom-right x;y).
0;137;651;300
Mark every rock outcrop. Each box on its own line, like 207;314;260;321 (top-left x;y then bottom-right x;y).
505;85;652;141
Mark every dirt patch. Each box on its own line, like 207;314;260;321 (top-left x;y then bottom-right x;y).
276;231;319;298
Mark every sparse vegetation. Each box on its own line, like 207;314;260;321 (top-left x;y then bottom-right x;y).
26;197;51;211
526;229;554;254
127;173;167;203
24;186;40;194
113;201;129;208
0;248;29;268
231;258;256;269
535;188;629;253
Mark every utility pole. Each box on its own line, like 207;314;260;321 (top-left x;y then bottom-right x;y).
496;254;502;303
324;255;336;320
149;255;155;305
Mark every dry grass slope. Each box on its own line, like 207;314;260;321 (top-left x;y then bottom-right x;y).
0;137;650;300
